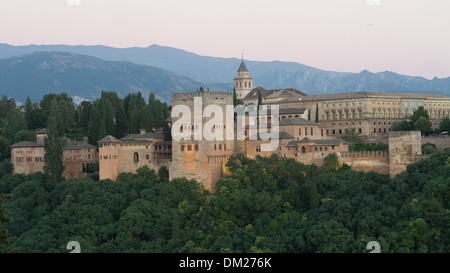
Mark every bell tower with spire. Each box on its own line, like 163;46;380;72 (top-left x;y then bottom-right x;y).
233;55;253;99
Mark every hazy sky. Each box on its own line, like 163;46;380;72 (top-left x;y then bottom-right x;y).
1;0;450;79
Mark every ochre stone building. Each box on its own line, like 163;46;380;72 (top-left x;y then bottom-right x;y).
98;129;170;181
12;60;448;192
11;129;97;180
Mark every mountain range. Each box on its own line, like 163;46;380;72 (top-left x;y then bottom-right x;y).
0;43;449;104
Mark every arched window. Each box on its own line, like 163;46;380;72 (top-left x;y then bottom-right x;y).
301;146;306;153
133;152;139;163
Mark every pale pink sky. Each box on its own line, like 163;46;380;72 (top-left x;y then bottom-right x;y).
1;0;449;79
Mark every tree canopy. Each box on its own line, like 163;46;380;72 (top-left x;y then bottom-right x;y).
1;149;448;253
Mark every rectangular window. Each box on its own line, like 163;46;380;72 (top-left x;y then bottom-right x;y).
223;144;226;150
181;145;184;151
188;145;192;151
311;127;314;136
219;144;222;150
321;129;324;137
195;144;199;151
146;154;150;160
305;127;308;135
299;128;301;136
214;144;217;150
256;145;261;152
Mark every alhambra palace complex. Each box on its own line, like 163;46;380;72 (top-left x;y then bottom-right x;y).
11;60;450;191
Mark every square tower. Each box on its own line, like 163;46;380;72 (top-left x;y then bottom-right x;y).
233;59;253;99
388;131;422;177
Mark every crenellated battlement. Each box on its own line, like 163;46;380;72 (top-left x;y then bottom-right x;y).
389;130;421;138
340;150;389;158
172;91;233;100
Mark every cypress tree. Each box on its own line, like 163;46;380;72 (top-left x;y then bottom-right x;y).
87;105;100;145
24;97;33;130
257;90;262;107
43;99;65;183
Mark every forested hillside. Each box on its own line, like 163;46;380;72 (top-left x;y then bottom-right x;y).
1;150;449;253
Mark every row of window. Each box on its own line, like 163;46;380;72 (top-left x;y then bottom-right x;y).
15;157;43;163
298;127;325;137
327;128;362;135
65;154;95;160
99;143;117;148
256;145;335;153
235;81;252;89
181;144;199;151
326;111;362;120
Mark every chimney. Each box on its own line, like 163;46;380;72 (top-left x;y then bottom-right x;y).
140;129;146;135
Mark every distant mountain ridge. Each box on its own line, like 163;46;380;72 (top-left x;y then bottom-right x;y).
0;51;204;103
0;43;449;103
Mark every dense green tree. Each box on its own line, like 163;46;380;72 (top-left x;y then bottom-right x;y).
0;193;11;253
410;106;430;125
14;130;35;143
342;128;363;145
80;101;92;129
27;109;47;130
101;91;128;138
43;99;65;183
233;87;243;107
40;93;74;135
0;96;16;121
87;104;101;145
24;97;33;130
422;143;437;155
0;129;11;161
1;143;449;253
392;120;412;131
321;153;340;173
439;117;450;134
125;92;150;134
257;90;262;107
5;111;27;145
414;116;433;136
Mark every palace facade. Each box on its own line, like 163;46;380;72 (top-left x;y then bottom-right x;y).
10;129;97;180
11;59;450;191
